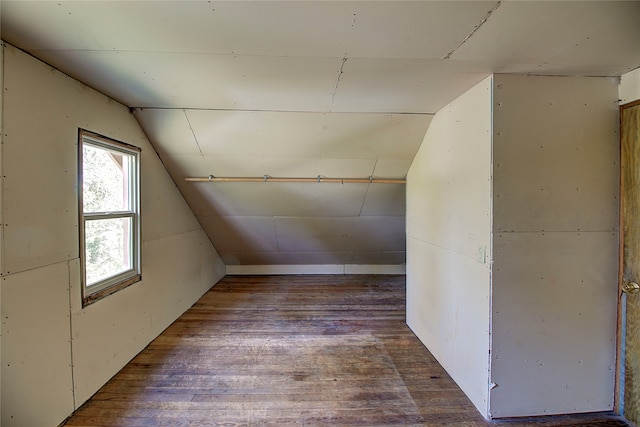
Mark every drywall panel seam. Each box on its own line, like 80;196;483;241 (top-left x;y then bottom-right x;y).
183;109;204;156
487;74;494;418
133;106;436;116
442;2;502;60
329;57;348;109
1;258;79;277
273;217;281;252
405;234;485;261
66;261;76;409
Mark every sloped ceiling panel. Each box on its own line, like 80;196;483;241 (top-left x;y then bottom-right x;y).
3;1;640;267
1;1;496;57
1;1;497;111
184;110;430;159
330;58;491;114
450;1;640;75
182;182;372;218
136;108;431;264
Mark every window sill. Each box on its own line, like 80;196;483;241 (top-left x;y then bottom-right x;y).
82;274;142;307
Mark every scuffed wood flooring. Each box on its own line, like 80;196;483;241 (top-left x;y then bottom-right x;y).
64;275;630;426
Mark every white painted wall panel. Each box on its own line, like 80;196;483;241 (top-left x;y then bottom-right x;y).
140;145;203;242
144;231;219;338
405;76;492;417
226;264;405;275
1;45;225;424
200;228;227;287
620;67;640;104
220;251;355;266
490;74;619;417
71;230;224;404
360;185;405;217
200;216;279;253
406;237;490;416
184;182;370;217
352;251;405;265
1;263;74;427
70;194;224;402
406;81;492;258
70;273;153;405
344;264;406;275
2;46;80;274
491;231;617;417
227;264;347;275
493;75;619;233
220;250;407;266
275;216;405;252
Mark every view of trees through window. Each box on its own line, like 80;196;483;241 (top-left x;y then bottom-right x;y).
83;143;133;286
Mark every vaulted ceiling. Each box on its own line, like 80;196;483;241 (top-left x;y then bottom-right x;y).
2;1;640;266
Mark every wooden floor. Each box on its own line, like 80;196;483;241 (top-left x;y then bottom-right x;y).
64;275;631;427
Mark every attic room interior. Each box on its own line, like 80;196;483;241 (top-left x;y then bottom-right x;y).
1;1;640;426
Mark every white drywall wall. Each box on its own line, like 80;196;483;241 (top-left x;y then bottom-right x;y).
620;67;640;104
406;76;492;417
406;74;620;419
490;75;619;417
0;43;226;427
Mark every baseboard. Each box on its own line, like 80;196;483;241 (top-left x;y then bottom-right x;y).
225;264;406;275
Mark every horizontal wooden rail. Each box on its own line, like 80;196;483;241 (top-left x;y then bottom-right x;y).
184;175;406;184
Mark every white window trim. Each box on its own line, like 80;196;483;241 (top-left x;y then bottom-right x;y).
78;129;141;305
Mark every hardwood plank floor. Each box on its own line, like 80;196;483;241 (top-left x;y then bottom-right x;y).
63;275;630;427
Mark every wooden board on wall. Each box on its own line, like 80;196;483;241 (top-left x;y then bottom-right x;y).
0;41;3;426
621;101;640;424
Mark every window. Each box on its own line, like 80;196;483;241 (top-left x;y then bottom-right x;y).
79;129;141;304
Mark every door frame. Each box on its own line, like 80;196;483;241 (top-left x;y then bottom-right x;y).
617;99;640;415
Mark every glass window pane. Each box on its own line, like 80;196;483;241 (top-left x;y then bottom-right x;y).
83;144;132;213
84;217;132;286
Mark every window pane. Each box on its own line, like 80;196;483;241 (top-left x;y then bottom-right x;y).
83;144;132;213
84;217;132;286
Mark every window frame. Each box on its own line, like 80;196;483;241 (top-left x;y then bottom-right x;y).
78;129;141;306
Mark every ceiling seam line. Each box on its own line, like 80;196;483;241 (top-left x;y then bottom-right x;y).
182;110;204;157
442;1;502;61
132;107;435;115
25;48;420;60
272;217;281;253
329;56;348;109
358;160;377;216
